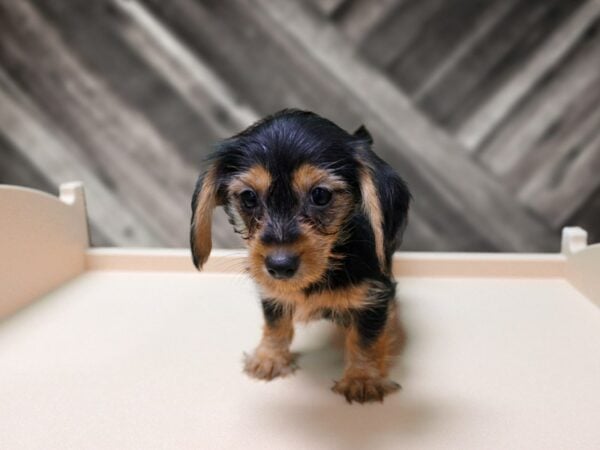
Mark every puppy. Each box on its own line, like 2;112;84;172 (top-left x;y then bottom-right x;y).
190;109;410;403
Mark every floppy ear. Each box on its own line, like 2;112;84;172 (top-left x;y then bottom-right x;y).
190;165;221;270
353;126;411;273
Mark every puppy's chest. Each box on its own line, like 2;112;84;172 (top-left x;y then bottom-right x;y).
262;283;368;323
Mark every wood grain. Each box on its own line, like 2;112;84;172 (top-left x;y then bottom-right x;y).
0;0;597;251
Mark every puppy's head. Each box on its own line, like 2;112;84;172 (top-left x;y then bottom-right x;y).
191;110;410;294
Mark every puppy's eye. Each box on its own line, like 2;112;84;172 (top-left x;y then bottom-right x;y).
311;187;332;206
240;189;258;209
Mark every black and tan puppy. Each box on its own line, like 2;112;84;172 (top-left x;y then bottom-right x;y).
190;109;410;403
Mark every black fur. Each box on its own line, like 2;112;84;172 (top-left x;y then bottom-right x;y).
191;109;411;343
353;280;396;346
261;298;285;326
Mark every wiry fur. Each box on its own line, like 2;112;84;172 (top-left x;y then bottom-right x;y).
191;109;411;403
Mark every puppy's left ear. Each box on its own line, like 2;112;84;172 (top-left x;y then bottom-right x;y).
352;125;411;273
353;125;373;145
190;164;223;270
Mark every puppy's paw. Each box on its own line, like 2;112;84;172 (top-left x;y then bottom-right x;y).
243;350;297;381
332;376;400;404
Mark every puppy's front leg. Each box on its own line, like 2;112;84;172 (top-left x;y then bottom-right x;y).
332;301;400;403
244;298;296;380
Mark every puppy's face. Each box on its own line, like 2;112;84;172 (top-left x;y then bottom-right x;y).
227;162;354;294
191;110;410;294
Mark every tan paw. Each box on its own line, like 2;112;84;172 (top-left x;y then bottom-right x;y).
243;350;297;381
332;376;400;404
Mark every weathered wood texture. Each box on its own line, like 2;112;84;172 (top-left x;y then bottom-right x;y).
0;0;598;251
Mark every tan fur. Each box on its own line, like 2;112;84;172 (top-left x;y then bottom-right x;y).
358;166;386;273
264;283;370;323
244;164;354;295
248;229;335;293
247;218;348;296
232;163;399;400
191;166;218;268
228;165;272;196
332;304;400;403
291;163;347;194
244;311;296;380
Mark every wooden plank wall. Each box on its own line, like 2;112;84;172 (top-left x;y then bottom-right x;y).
0;0;598;251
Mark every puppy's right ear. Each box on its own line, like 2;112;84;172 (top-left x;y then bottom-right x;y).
190;165;221;270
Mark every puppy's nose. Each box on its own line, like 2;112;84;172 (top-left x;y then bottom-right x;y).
265;251;299;280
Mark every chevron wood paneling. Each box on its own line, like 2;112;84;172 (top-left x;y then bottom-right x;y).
0;0;598;250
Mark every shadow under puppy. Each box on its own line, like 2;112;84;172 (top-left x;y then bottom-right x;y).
191;109;410;404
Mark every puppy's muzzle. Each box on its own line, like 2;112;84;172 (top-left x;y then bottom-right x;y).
265;251;299;280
